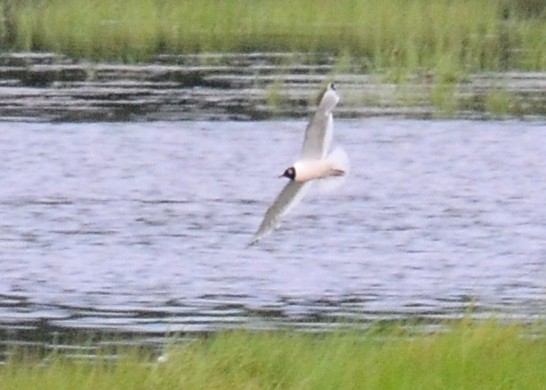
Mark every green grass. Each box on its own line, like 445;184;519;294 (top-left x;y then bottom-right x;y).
484;87;513;116
1;0;545;72
2;320;546;389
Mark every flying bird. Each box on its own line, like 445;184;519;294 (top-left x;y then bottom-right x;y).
250;83;349;244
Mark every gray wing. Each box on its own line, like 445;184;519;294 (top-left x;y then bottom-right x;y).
250;181;312;244
300;83;339;160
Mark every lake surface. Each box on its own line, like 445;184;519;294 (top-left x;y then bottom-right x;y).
1;118;545;348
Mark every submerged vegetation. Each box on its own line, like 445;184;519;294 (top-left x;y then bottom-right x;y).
0;0;544;72
1;321;546;389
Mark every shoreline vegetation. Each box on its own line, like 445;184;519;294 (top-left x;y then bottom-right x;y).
1;320;546;389
1;0;544;72
0;1;544;119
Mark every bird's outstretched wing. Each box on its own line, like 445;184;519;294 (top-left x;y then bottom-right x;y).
250;181;311;245
300;83;339;160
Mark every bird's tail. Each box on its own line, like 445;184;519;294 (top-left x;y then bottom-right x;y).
319;147;350;193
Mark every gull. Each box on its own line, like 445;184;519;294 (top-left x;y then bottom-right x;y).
250;83;349;244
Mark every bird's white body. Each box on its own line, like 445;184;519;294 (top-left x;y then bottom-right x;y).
250;83;349;244
293;158;345;182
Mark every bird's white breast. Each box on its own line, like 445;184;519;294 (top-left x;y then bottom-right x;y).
293;159;335;182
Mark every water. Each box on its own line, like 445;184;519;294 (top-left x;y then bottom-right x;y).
1;53;545;121
1;119;545;346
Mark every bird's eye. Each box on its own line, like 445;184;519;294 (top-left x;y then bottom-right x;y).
330;83;336;90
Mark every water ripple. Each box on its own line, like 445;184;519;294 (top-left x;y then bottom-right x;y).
0;119;545;344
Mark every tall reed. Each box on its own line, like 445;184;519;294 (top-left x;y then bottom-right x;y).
1;321;546;389
1;0;544;72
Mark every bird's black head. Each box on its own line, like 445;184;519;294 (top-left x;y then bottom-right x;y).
280;167;296;180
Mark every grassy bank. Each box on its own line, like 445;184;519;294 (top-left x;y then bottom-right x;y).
0;0;545;73
2;321;546;389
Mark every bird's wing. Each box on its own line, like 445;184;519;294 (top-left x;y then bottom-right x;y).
250;181;312;244
300;83;339;160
